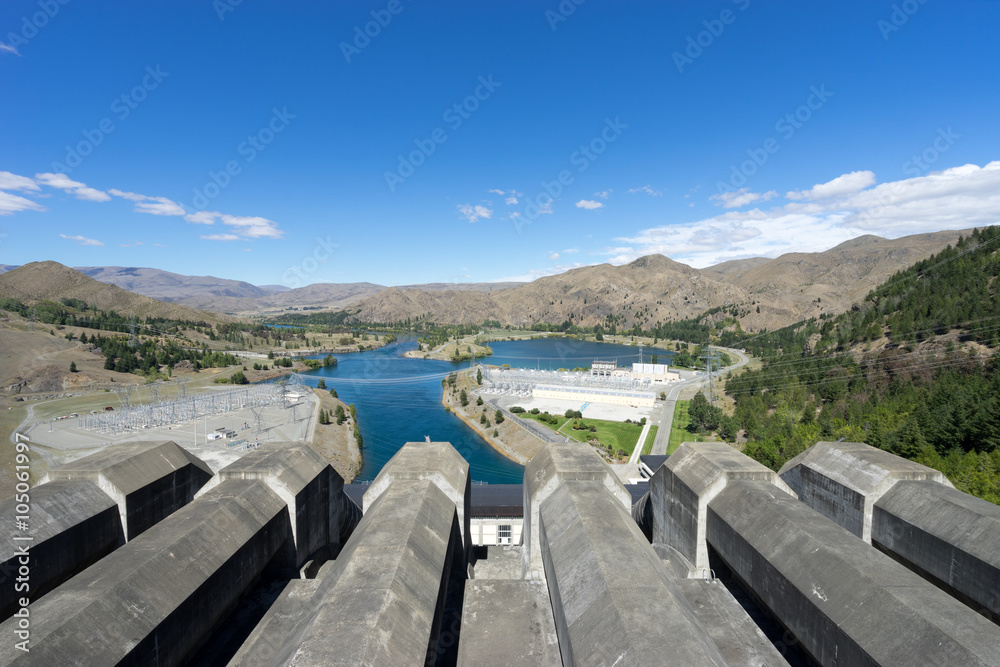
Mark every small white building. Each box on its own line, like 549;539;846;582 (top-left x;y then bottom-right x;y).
630;363;680;384
469;485;524;546
533;384;656;408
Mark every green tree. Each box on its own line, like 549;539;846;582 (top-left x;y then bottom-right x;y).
317;378;327;390
495;409;505;424
476;368;483;385
460;389;469;407
335;404;346;425
476;396;483;406
69;361;77;373
329;387;338;398
230;370;248;385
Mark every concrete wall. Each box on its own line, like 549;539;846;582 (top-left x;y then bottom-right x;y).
873;480;1000;624
0;479;123;620
521;442;632;579
0;479;293;667
707;479;1000;666
364;441;471;567
198;442;346;568
778;441;951;542
41;440;214;540
650;442;794;571
538;478;729;666
232;443;469;666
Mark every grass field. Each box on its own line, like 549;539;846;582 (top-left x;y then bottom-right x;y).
641;425;659;456
667;400;712;454
521;412;651;456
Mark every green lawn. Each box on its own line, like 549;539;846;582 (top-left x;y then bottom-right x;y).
521;412;650;456
641;425;659;456
667;400;711;454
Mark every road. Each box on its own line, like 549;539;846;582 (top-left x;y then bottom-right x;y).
648;347;750;456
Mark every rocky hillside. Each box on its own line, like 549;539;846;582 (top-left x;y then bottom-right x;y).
0;262;238;325
335;229;973;331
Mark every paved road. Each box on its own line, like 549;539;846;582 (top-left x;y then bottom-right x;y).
648;347;750;456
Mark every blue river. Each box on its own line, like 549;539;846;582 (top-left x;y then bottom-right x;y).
298;337;676;483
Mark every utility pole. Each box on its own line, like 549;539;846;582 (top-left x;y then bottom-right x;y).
699;347;722;406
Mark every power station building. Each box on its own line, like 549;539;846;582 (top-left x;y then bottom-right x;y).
532;383;656;408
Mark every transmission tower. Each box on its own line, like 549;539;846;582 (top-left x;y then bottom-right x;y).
250;406;265;439
699;347;723;406
129;315;138;349
28;307;35;331
148;382;161;404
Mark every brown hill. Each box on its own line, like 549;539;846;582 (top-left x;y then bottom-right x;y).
336;229;974;331
0;261;237;324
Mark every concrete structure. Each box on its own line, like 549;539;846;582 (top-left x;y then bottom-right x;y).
648;441;1000;666
781;440;1000;625
651;441;794;571
0;480;122;620
198;442;346;568
232;442;469;666
631;362;680;383
40;440;214;540
873;480;1000;624
778;440;952;541
533;384;656;408
590;359;617;376
707;480;1000;666
9;436;1000;666
0;479;294;666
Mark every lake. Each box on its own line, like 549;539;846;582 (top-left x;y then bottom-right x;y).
299;336;677;483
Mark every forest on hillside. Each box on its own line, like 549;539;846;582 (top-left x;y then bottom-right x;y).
707;227;1000;503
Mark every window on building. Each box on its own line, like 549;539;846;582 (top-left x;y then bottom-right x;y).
498;524;512;545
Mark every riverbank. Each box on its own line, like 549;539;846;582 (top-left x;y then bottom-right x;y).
404;339;492;361
441;369;546;465
309;387;362;482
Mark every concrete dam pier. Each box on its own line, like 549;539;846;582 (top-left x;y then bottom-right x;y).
2;437;1000;665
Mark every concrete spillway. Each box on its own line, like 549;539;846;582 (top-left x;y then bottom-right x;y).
6;437;1000;665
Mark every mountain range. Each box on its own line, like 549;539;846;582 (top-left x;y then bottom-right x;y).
0;228;974;331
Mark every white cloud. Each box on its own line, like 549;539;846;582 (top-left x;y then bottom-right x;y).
613;162;1000;268
489;189;522;206
36;172;110;202
218;214;283;239
505;196;518;205
549;252;560;260
563;248;579;254
0;172;38;192
0;191;44;215
488;189;505;195
109;189;185;216
710;188;778;209
59;233;104;246
575;199;604;210
0;42;19;56
457;204;493;223
786;170;876;201
629;185;662;197
201;234;241;242
120;241;144;247
594;189;612;199
184;211;218;224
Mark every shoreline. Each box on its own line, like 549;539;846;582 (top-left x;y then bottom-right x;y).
440;370;545;467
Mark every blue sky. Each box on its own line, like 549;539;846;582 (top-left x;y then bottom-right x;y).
2;1;999;288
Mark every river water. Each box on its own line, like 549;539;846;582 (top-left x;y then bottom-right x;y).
300;337;676;483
